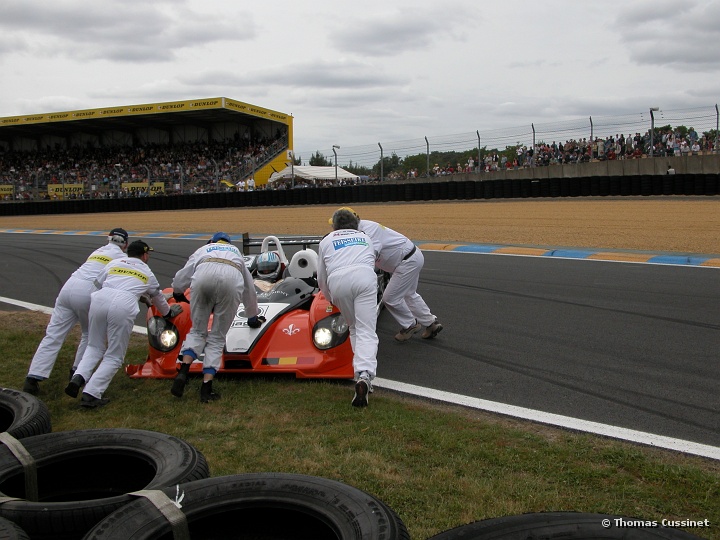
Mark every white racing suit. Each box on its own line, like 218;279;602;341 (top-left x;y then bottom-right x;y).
27;242;126;380
359;219;436;330
172;242;259;374
317;229;379;378
75;256;170;399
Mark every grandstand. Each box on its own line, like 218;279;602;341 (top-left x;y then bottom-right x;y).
0;97;293;199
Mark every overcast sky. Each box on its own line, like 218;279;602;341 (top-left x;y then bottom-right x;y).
2;0;719;160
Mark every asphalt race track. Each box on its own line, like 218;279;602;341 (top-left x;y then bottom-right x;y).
1;232;718;454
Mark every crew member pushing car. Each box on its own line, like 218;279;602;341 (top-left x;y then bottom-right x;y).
317;209;379;407
170;232;262;403
330;207;443;342
23;227;130;395
65;240;181;408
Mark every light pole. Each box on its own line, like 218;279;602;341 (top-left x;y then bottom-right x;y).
143;165;151;195
332;145;340;183
290;150;295;189
211;159;219;192
378;143;383;182
649;107;659;157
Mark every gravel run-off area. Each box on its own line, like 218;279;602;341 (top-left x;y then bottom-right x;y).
1;197;719;255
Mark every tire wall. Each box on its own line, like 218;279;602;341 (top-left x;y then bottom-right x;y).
0;173;718;217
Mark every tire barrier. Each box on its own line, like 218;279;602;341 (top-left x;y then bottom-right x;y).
2;173;718;217
0;389;51;440
0;428;209;540
426;512;707;540
82;473;411;540
705;173;719;195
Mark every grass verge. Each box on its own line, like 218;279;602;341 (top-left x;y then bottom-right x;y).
2;311;719;539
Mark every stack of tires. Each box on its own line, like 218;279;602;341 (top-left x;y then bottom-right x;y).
0;388;706;539
0;387;408;540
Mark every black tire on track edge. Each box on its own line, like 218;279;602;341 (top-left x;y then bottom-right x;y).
426;512;707;540
83;472;410;540
0;428;209;540
0;388;51;439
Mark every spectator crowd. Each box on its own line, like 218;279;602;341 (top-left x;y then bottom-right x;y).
1;125;717;200
0;133;287;201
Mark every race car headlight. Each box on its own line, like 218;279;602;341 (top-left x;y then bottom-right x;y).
147;316;180;352
313;313;349;350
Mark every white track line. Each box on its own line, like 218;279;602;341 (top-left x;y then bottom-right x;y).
2;296;718;461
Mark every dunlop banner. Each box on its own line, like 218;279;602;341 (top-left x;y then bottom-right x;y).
47;184;84;199
123;182;165;194
225;98;289;123
0;185;13;195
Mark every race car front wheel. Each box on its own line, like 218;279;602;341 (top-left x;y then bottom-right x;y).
83;472;410;540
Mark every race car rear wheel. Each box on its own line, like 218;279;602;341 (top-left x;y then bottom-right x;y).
427;512;706;539
83;473;410;540
0;428;209;540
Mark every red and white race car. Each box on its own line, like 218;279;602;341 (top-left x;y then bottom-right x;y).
127;235;388;380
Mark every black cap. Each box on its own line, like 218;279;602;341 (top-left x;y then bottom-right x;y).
127;240;153;257
108;227;129;243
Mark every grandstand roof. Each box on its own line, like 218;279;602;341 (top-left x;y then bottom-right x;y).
0;97;291;141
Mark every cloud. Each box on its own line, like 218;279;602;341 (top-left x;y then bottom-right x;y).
616;0;720;70
0;0;256;63
179;59;404;91
327;3;477;57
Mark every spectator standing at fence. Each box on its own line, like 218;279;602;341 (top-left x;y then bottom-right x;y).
23;228;130;395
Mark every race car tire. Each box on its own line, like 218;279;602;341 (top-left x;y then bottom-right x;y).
0;516;29;540
427;512;706;539
0;428;209;540
0;387;51;439
83;473;411;540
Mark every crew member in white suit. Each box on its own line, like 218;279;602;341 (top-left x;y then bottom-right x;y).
170;232;261;403
317;208;379;407
65;240;181;408
330;207;443;342
23;227;130;395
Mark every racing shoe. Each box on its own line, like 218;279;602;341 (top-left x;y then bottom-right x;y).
171;363;191;398
200;381;221;403
80;392;109;409
23;377;40;395
64;374;85;398
421;319;444;339
394;320;421;342
352;373;372;408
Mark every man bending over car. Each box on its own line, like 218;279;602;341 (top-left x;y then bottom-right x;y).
65;240;181;408
329;207;443;342
318;209;379;407
170;232;263;403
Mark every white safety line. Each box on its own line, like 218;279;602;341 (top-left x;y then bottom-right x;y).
2;295;718;461
373;378;720;461
0;296;147;334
